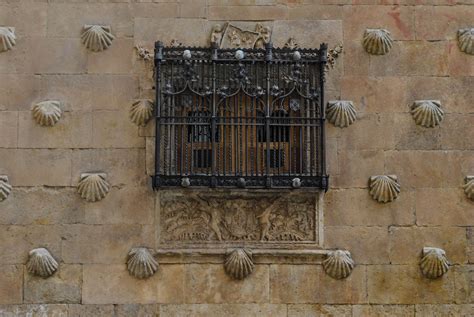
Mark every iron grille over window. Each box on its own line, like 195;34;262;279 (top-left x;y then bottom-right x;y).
152;41;329;190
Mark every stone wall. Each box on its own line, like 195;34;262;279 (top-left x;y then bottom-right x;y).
0;0;473;316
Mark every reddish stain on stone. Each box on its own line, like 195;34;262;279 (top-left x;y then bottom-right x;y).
388;8;411;39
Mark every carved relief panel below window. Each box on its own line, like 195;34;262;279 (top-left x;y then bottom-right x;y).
158;190;322;249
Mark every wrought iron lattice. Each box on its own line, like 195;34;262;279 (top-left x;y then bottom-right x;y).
153;41;329;189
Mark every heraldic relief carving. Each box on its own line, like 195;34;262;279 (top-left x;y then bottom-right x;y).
158;191;321;248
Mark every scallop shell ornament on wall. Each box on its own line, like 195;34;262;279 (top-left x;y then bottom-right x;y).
224;248;255;280
27;248;58;278
130;99;154;127
410;100;444;128
323;250;355;280
420;247;450;279
464;176;474;200
77;173;110;202
369;175;400;203
0;175;12;202
326;101;357;128
127;248;158;279
32;100;62;127
0;27;16;53
81;25;114;52
363;29;393;55
457;28;474;55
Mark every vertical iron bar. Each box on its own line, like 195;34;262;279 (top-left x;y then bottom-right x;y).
153;41;163;189
319;43;328;190
211;44;218;187
265;42;273;187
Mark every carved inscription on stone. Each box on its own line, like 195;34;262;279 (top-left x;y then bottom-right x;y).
159;191;318;246
211;23;272;49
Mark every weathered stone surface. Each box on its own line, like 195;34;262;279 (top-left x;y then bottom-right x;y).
0;304;68;317
416;188;474;226
393;114;443;150
389;227;468;265
453;265;474;304
448;39;474;77
61;224;154;264
0;265;23;304
115;304;159;317
71;149;146;187
271;20;342;48
340;76;409;114
0;149;72;187
40;75;138;112
32;38;87;74
87;39;133;74
0;75;40;111
91;111;145;148
83;265;157;304
338;114;395;150
288;304;352;317
184;264;269;304
367;265;454;304
47;3;133;38
0;225;63;265
415;304;474;317
325;188;415;226
0;188;84;225
325;227;390;264
18;111;93;149
344;5;415;41
159;304;287;317
384;151;466;189
0;112;17;148
157;265;185;304
208;5;287;20
332;150;385;188
270;265;367;304
68;304;114;317
24;265;81;304
352;305;415;316
0;3;47;37
135;18;211;45
439;115;474;150
415;6;474;41
369;41;449;77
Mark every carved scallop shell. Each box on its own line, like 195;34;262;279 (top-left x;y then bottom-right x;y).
0;175;12;202
0;27;16;53
77;173;110;202
457;28;474;55
326;101;357;128
464;176;474;200
369;175;400;203
363;29;393;55
323;250;354;280
130;99;154;127
81;25;114;52
420;247;450;279
27;248;58;278
127;248;158;279
410;100;444;128
224;248;254;280
32;100;62;127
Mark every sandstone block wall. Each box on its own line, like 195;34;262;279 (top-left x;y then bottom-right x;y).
0;0;473;316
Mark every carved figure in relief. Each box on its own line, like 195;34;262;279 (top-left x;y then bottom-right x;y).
211;24;225;45
199;198;223;241
257;197;282;241
254;23;271;49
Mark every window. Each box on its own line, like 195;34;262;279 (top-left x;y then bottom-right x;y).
153;43;328;189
